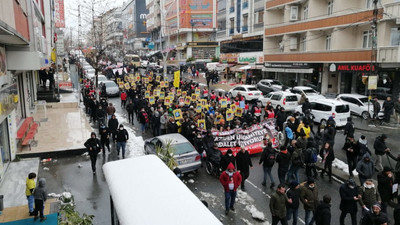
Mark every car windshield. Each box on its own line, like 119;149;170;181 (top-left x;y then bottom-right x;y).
359;97;368;103
335;105;350;113
98;76;107;81
303;89;318;95
104;82;117;88
286;96;298;101
247;87;258;91
173;142;195;155
271;81;282;85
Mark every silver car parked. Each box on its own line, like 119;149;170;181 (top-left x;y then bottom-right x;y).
144;133;201;173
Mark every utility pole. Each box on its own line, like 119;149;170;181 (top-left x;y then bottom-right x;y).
78;5;81;49
368;0;379;114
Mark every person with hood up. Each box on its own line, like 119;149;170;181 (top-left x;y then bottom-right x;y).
99;123;111;154
342;135;359;178
286;181;300;225
319;142;335;183
259;141;277;189
314;194;332;225
26;172;36;215
357;135;371;162
374;134;390;172
344;117;355;138
361;203;389;225
377;166;394;213
33;178;47;222
115;124;129;159
339;179;360;225
203;130;215;154
356;153;375;185
304;140;318;179
323;122;336;148
300;178;319;225
276;146;291;185
236;146;253;191
219;162;242;215
125;100;135;125
108;114;119;142
270;184;292;225
359;179;381;216
220;149;236;171
84;132;102;174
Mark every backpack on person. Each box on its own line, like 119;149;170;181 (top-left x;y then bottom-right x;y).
305;148;318;164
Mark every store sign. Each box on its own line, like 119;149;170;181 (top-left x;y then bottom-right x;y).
238;52;263;64
264;62;310;69
329;63;375;72
368;76;378;90
0;83;18;118
54;0;65;28
220;53;238;63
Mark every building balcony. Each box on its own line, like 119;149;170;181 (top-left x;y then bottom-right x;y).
229;28;234;35
378;46;400;63
383;2;400;21
243;1;248;9
229;7;234;13
242;26;248;33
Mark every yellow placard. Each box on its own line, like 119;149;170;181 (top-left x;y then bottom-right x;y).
235;107;243;117
149;96;155;104
160;81;165;87
173;71;180;88
164;97;171;105
198;119;206;130
145;91;150;98
160;92;165;99
135;75;140;81
144;78;149;83
117;78;121;83
14;95;19;103
182;91;187;97
231;104;237;112
220;98;228;108
124;83;130;90
119;83;124;89
173;109;183;120
185;96;191;105
200;99;207;107
226;109;234;121
176;89;181;96
195;88;200;95
191;94;197;101
147;85;152;91
156;76;160;82
154;89;160;97
214;115;224;125
196;105;202;113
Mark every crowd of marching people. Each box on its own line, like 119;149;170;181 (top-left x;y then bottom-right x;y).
79;67;400;225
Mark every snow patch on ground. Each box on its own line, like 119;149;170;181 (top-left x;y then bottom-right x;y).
241;218;254;225
115;112;145;158
200;191;219;208
188;179;195;184
236;190;255;205
332;158;358;176
245;205;266;222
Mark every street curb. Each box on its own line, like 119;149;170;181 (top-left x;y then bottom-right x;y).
17;148;86;159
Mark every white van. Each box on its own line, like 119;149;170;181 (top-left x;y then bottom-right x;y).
295;99;350;127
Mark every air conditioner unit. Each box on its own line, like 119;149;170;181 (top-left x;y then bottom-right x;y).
290;6;299;21
289;37;297;50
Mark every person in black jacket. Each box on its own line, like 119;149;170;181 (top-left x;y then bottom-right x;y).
114;124;129;159
323;123;336;148
343;117;355;138
276;146;291;185
286;181;300;225
342;135;359;177
339;179;359;225
361;203;389;225
315;194;332;225
374;134;390;172
302;98;312;115
259;141;277;189
236;147;253;191
126;100;135;125
108;114;119;142
383;96;394;123
220;149;236;171
151;111;161;137
377;166;394;213
84;132;102;174
203;130;215;154
320;142;334;183
99;124;110;155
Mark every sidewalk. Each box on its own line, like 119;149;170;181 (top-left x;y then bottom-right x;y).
18;92;93;157
181;72;238;92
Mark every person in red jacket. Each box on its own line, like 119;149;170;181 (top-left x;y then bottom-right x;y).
120;91;127;108
220;162;242;215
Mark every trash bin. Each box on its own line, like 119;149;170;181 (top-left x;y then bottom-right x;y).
0;195;4;211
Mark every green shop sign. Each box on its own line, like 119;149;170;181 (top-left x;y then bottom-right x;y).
238;57;256;63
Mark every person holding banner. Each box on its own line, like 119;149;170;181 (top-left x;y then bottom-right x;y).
236;147;253;191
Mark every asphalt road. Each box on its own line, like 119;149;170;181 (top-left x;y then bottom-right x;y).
38;72;400;224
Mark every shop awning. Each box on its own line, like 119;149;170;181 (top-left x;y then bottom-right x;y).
262;67;314;73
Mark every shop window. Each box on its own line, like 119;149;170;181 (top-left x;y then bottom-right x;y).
300;36;307;51
258;11;264;23
303;4;309;20
390;27;400;46
366;0;372;8
327;1;334;16
362;31;372;48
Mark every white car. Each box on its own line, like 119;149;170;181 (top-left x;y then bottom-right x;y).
86;69;96;79
103;81;120;97
95;75;108;83
336;94;374;119
290;86;325;101
256;79;284;94
295;99;350;127
141;60;149;68
259;91;299;111
228;85;263;101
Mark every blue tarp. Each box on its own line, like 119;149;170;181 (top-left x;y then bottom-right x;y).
1;213;58;225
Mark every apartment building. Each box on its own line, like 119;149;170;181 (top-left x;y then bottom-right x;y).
121;0;150;55
217;0;265;78
0;0;54;182
105;8;123;50
146;0;217;62
263;0;400;98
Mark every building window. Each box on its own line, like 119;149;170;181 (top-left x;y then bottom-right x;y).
366;0;372;8
326;35;331;50
230;18;234;35
301;36;307;51
327;1;333;16
391;27;400;46
258;11;264;23
303;5;309;20
243;14;248;32
362;30;372;48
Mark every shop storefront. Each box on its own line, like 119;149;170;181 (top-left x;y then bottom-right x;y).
263;63;322;90
187;42;218;60
221;52;264;83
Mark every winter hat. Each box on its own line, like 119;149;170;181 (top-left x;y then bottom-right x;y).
373;202;381;210
307;177;315;184
383;166;392;172
227;162;235;170
347;179;356;187
361;135;366;139
290;181;299;188
226;149;233;155
382;134;387;139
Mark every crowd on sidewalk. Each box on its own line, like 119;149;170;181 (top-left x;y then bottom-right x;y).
77;67;400;225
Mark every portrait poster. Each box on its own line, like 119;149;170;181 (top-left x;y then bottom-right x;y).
198;119;206;130
235;107;243;117
173;109;183;120
220;98;227;108
159;92;165;99
145;91;150;98
196;105;202;113
164;97;171;105
149;96;155;104
185;96;191;105
195;88;200;95
226;109;234;121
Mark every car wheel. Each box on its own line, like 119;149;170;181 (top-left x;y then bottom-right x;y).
320;119;327;127
205;161;213;175
361;111;370;120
